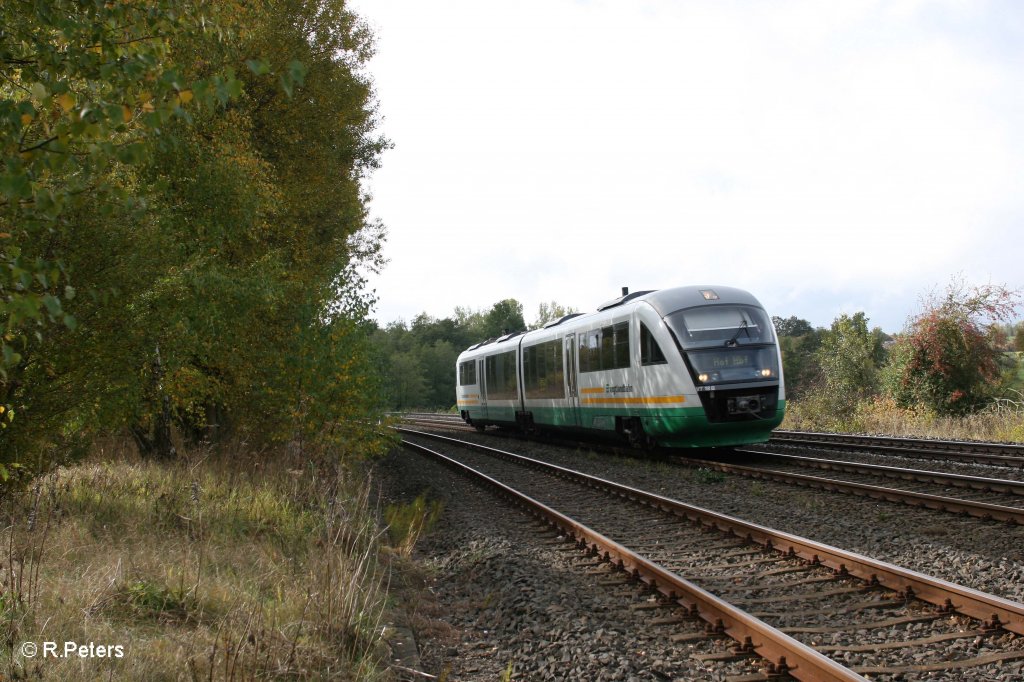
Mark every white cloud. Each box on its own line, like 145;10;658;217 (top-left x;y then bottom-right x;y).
351;0;1024;331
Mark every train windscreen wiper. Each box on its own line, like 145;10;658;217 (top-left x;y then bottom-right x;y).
724;319;750;347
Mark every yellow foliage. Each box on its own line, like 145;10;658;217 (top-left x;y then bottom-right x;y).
57;92;75;112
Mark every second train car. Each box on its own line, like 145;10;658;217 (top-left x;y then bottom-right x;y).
455;285;785;448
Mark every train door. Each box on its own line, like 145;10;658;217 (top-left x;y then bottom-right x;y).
478;358;488;420
564;334;579;426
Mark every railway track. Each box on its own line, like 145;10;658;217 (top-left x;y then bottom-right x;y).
690;450;1024;525
395;415;1024;468
392;412;467;430
399;411;1024;522
396;414;1024;525
396;427;1024;680
770;431;1024;469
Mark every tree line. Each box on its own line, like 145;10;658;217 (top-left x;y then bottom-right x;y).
372;300;576;410
1;0;389;475
777;279;1022;427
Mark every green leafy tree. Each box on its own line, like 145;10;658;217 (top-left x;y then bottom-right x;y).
0;0;253;460
482;298;525;338
371;320;427;410
883;279;1021;414
532;301;578;329
411;313;474;352
0;1;254;372
153;0;386;452
1016;326;1024;353
453;306;488;342
771;315;825;398
772;316;814;337
817;312;884;410
777;328;823;399
1;0;389;467
375;298;532;410
387;350;428;410
419;340;458;408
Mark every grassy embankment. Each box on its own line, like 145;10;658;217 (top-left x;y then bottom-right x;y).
782;394;1024;442
1;439;410;681
781;351;1024;442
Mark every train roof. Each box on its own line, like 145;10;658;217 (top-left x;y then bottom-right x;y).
457;285;765;358
643;285;764;317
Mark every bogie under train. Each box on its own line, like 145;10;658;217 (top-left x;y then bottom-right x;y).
455;286;785;448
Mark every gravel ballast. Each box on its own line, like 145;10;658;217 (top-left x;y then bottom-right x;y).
446;430;1024;605
381;427;1024;680
377;447;771;681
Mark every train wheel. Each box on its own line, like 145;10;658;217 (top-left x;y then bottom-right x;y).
626;418;654;450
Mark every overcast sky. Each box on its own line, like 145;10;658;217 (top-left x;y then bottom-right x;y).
347;0;1023;333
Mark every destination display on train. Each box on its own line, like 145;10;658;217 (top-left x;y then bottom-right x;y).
708;353;752;369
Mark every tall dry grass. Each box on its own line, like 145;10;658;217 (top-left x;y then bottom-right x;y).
782;393;1024;442
0;438;397;681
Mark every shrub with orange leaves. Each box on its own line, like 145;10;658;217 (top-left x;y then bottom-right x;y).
883;278;1022;415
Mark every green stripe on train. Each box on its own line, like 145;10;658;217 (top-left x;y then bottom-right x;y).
461;401;786;448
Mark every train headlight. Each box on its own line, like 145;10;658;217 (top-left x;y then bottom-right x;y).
760;368;773;378
698;373;709;383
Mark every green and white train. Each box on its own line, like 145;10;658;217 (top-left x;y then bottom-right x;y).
455;286;785;448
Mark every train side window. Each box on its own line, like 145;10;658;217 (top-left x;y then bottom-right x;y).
579;330;600;373
612;321;630;369
458;360;477;385
524;340;565;398
522;347;533;389
546;340;564;397
504;352;518;396
523;344;541;395
580;323;629;372
485;351;518;399
640;323;667;365
600;327;614;369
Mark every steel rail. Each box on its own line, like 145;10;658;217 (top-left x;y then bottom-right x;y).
738;449;1024;496
689;455;1024;525
773;429;1024;455
402;417;472;431
398;418;1024;520
396;427;1024;637
770;431;1024;467
393;411;462;422
400;437;866;682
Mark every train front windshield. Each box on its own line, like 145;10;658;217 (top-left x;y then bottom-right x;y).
664;305;779;385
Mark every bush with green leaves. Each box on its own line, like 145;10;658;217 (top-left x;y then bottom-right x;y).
815;312;886;413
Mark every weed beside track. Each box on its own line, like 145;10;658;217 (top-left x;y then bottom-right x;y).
0;440;398;681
